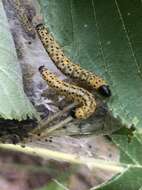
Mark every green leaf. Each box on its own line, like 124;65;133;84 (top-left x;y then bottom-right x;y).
94;132;142;190
0;1;38;120
38;0;142;128
95;167;142;190
39;182;66;190
35;2;142;187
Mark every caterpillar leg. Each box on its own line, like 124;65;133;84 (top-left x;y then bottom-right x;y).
36;24;111;97
39;65;96;120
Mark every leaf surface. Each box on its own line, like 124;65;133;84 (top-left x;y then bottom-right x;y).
0;1;37;120
38;0;142;128
95;133;142;190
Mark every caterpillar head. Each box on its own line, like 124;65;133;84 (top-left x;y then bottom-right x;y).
90;77;111;97
38;65;49;80
98;85;111;97
36;23;45;31
39;65;45;73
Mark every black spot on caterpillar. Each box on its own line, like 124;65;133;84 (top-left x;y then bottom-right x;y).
8;0;36;38
36;24;111;97
39;65;96;119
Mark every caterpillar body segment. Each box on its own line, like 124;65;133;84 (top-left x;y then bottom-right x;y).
39;66;96;119
8;0;36;38
36;24;111;97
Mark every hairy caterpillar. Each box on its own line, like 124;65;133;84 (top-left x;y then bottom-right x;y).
8;0;36;38
36;24;111;97
39;66;96;119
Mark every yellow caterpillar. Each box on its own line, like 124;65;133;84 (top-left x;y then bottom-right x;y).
9;0;111;97
36;24;111;97
8;0;36;38
39;66;96;119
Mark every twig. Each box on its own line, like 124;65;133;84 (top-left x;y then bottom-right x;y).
32;103;76;135
39;116;73;137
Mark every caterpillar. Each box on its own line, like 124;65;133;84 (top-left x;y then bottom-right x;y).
36;24;111;97
8;0;36;38
39;65;96;119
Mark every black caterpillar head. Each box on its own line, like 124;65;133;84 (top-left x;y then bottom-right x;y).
36;23;44;30
98;85;111;97
39;65;45;73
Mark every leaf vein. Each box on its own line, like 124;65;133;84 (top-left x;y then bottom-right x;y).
113;140;139;165
114;0;142;78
